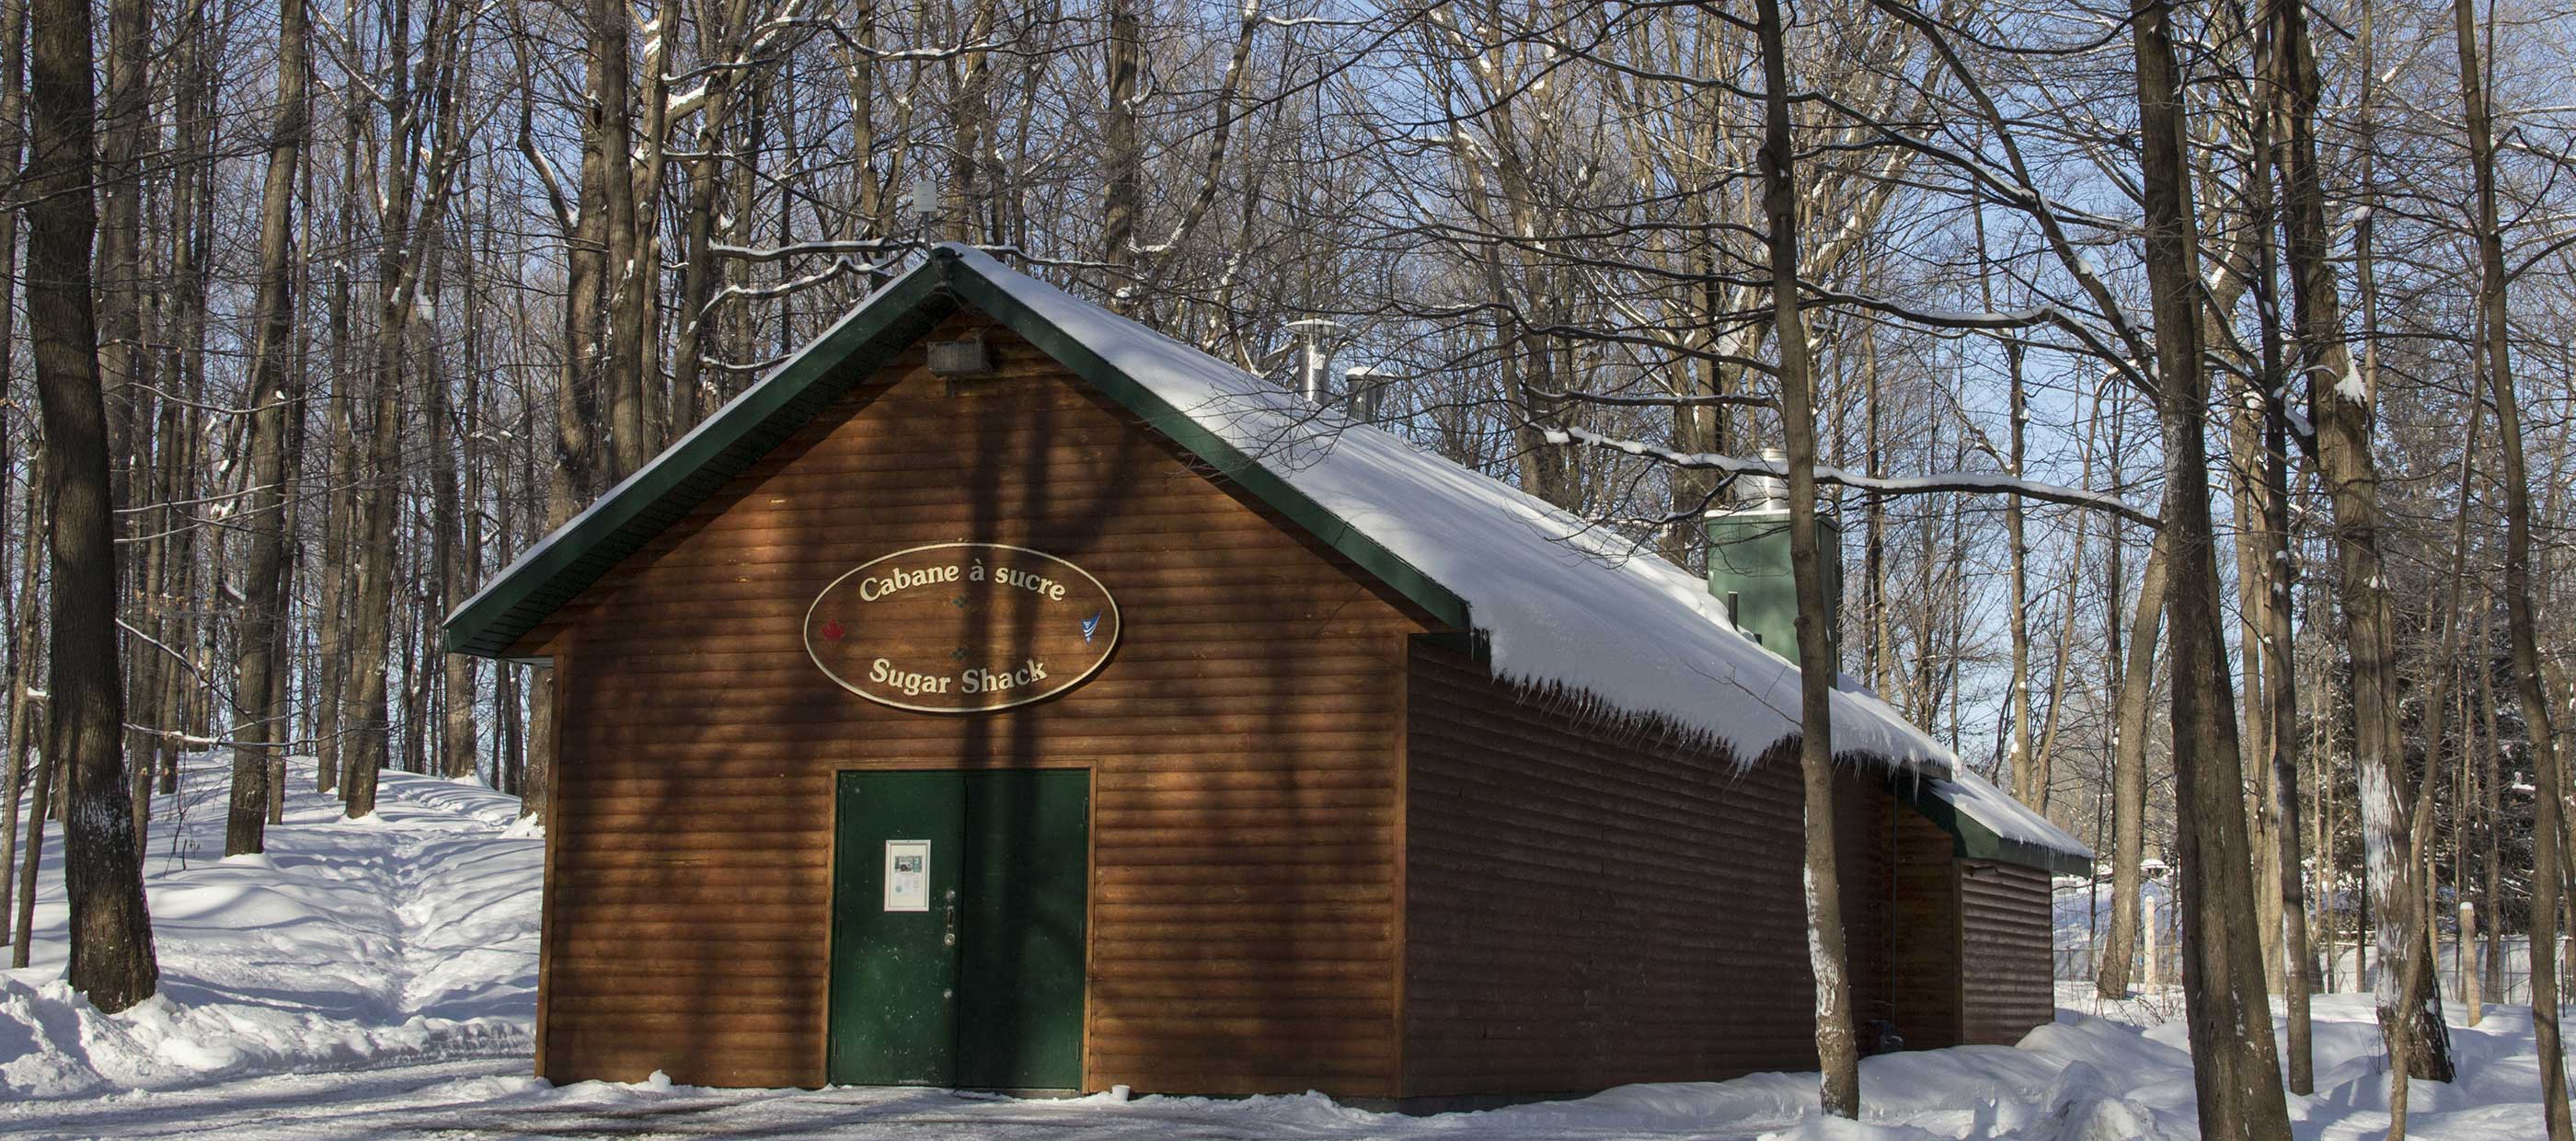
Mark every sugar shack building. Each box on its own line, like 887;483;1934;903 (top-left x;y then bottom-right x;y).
445;245;2090;1103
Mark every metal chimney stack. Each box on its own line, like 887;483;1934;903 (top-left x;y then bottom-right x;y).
1737;446;1791;510
1341;367;1391;424
1286;318;1340;407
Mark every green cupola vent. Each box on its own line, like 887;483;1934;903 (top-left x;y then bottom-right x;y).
1704;448;1841;672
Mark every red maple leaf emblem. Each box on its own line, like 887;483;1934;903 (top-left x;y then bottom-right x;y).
819;619;845;641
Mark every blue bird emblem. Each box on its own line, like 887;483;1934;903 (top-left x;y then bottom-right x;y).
1081;611;1102;644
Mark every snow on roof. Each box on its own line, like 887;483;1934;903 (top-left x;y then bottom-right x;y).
942;246;1955;776
1916;766;2095;862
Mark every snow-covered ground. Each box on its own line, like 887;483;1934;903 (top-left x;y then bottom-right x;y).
0;755;538;1103
0;754;2561;1139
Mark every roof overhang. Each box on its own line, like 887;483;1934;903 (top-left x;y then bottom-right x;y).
443;248;1468;660
1892;771;2095;876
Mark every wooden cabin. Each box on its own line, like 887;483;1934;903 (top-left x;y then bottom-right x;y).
444;245;2089;1104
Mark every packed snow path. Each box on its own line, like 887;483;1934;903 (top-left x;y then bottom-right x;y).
2;759;540;1101
1;755;2564;1139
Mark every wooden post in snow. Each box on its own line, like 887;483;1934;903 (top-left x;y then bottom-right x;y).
2460;901;2479;1025
2143;885;2159;990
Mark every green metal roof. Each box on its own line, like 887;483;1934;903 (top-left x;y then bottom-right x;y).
1891;774;2093;876
443;249;1468;660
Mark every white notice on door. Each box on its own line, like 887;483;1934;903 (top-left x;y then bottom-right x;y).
883;840;930;912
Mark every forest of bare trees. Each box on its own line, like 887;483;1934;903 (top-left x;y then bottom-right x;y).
1;0;2571;1134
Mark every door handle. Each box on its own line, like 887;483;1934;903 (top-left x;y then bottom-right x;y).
940;889;960;1001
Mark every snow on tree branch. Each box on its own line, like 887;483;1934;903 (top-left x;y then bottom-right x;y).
1543;425;2161;529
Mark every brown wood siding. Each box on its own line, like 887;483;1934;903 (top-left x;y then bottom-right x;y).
1958;859;2055;1045
1398;643;1904;1098
538;313;1428;1095
1838;766;1898;1038
1890;811;1964;1049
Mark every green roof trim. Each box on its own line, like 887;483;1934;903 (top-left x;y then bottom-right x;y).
1890;775;2092;876
443;270;958;658
445;249;1468;660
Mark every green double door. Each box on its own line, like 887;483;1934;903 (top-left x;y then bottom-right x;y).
828;769;1090;1090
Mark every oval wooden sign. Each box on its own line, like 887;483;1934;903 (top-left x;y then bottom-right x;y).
803;543;1121;713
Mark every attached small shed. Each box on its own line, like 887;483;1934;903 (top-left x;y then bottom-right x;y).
446;245;2089;1103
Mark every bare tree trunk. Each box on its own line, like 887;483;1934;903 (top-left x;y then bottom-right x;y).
312;91;361;799
91;0;143;528
2241;73;2312;1085
440;162;492;783
523;668;552;823
1100;0;1140;292
270;83;318;827
629;24;667;454
488;394;522;799
662;0;749;435
2273;0;2453;1080
540;38;604;511
338;316;398;819
398;569;428;776
2478;617;2504;997
529;3;605;823
0;0;30;955
495;663;521;797
1756;0;1854;1116
1979;204;2039;813
339;0;468;817
2389;407;2484;1135
1863;322;1888;693
2229;392;2283;997
2098;539;2168;997
226;0;309;855
152;10;217;806
588;0;649;481
94;0;148;847
943;0;998;244
431;261;473;781
666;168;726;435
2132;4;2289;1135
2261;353;2314;1095
0;465;42;952
2453;0;2570;1132
10;714;51;969
26;0;157;1008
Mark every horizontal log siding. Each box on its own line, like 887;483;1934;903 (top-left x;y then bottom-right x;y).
1839;766;1898;1040
1957;860;2055;1045
1890;811;1964;1049
1398;644;1904;1097
540;314;1427;1095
